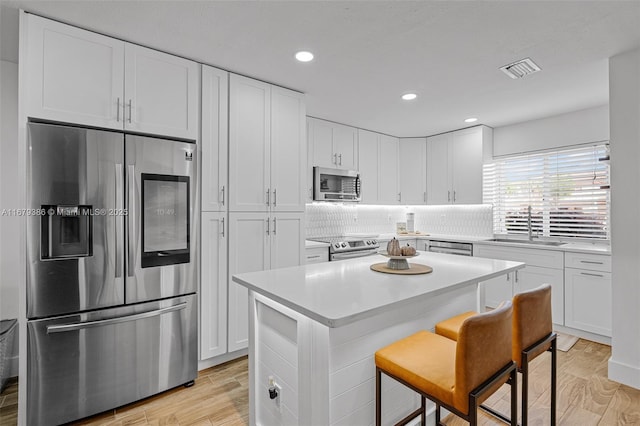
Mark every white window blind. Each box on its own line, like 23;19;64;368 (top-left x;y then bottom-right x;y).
483;144;610;240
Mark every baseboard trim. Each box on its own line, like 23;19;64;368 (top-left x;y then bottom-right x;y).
553;324;611;346
608;357;640;389
198;348;248;371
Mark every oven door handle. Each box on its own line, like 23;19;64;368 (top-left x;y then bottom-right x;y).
331;250;379;260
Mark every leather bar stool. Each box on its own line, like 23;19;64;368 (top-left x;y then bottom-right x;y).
375;302;517;426
434;284;557;425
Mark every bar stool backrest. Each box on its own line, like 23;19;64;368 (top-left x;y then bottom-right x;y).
512;284;553;368
454;301;513;414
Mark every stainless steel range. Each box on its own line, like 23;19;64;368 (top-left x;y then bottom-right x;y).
309;236;380;261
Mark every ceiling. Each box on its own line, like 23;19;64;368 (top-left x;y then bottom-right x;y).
2;1;640;137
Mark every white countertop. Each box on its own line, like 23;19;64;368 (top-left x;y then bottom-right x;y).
232;251;524;328
377;233;611;254
473;238;611;255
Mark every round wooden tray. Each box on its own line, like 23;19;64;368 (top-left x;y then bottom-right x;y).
370;262;433;275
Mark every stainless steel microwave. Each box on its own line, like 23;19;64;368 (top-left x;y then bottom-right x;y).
313;167;361;202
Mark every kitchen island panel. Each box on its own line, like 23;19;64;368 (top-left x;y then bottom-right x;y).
248;283;478;425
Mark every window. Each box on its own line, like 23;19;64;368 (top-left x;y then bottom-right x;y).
483;144;610;240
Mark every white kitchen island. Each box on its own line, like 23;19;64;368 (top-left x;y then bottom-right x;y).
232;251;524;426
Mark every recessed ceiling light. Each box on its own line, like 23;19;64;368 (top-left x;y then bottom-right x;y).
464;117;478;123
401;93;417;101
295;51;314;62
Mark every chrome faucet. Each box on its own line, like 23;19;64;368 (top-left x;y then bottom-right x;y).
527;205;533;241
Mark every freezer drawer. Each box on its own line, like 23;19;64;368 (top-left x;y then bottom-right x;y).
26;295;197;425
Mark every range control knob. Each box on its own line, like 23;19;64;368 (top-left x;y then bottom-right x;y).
341;242;347;248
334;243;340;249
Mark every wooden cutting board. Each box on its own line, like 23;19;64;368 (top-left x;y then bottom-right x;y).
370;263;433;275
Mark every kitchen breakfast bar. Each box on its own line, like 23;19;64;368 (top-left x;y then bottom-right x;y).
232;251;524;426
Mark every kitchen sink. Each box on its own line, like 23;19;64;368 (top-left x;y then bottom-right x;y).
488;238;566;246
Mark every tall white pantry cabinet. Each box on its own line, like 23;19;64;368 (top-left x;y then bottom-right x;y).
227;74;306;352
200;65;229;360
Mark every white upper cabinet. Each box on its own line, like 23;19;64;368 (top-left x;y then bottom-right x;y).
308;117;358;170
123;44;199;140
25;13;124;130
201;65;229;212
228;75;271;212
229;75;306;213
356;130;399;205
426;133;451;204
399;138;427;205
378;134;400;205
24;13;199;140
426;126;490;205
270;86;307;212
357;129;380;204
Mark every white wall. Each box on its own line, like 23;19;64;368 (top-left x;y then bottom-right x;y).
0;4;20;379
493;104;609;157
608;47;640;389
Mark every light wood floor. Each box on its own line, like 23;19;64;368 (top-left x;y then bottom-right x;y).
1;339;639;425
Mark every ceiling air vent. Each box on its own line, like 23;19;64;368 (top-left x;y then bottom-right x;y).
500;58;541;79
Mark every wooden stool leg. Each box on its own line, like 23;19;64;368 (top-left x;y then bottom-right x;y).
511;367;518;426
551;338;557;426
421;395;426;426
376;367;381;426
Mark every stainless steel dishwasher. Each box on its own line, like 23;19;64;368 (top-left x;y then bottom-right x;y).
427;240;473;256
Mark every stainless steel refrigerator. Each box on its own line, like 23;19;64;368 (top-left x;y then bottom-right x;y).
26;122;198;425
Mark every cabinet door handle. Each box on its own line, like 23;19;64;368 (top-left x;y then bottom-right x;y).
447;190;451;202
580;260;604;265
423;192;426;203
127;99;133;123
338;153;342;165
453;190;457;203
221;186;225;206
221;217;225;237
266;188;270;206
506;273;510;282
515;271;519;283
273;189;277;206
273;218;277;235
398;192;401;202
333;153;337;165
580;272;604;278
307;255;322;259
266;218;270;235
116;97;121;122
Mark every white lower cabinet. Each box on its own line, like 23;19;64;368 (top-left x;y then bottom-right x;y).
474;244;564;325
305;246;329;264
200;212;228;359
564;252;612;337
515;266;564;326
228;212;304;351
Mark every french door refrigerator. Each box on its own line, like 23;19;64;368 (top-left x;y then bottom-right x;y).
26;122;198;425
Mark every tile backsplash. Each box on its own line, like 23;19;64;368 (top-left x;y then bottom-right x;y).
305;203;493;238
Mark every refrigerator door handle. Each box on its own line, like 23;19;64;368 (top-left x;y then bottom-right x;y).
115;164;124;278
127;165;136;277
46;302;187;334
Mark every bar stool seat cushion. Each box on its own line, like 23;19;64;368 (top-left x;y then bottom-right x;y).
435;311;476;341
375;330;457;410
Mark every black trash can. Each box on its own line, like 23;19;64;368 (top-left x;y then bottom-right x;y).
0;319;17;393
